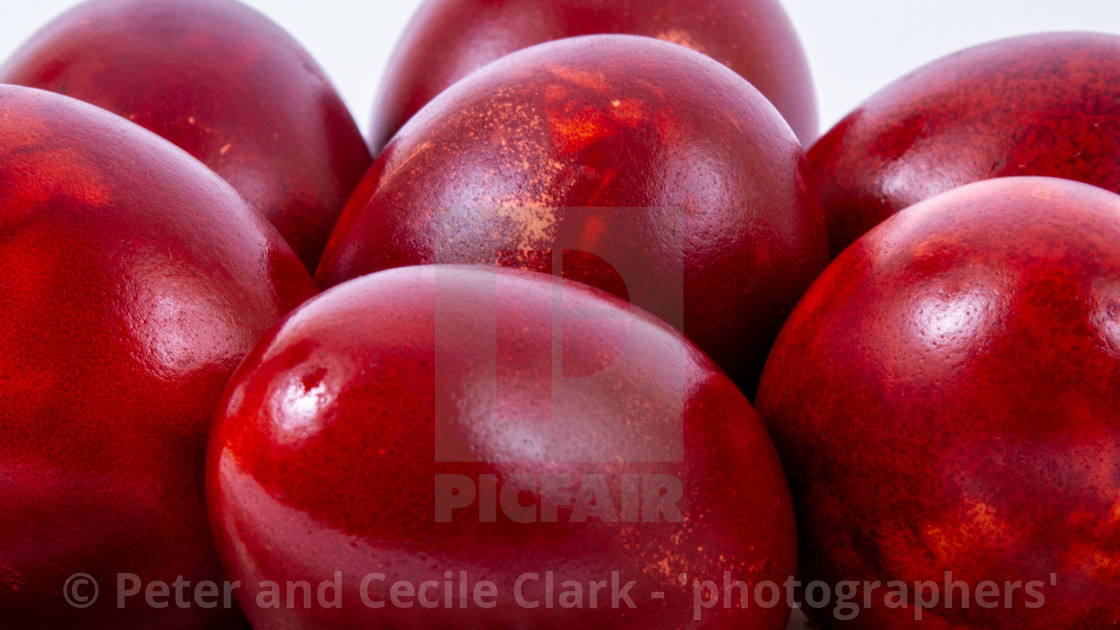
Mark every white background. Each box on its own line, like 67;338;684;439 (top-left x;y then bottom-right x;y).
2;0;1120;144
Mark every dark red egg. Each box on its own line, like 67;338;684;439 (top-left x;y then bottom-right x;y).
369;0;819;151
0;85;317;629
0;0;373;270
810;32;1120;257
756;176;1120;628
208;264;797;629
318;34;829;396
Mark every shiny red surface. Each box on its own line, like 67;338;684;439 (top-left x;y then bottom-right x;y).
369;0;819;151
0;85;317;629
756;177;1120;628
319;35;829;396
0;0;372;270
209;264;797;629
810;32;1120;257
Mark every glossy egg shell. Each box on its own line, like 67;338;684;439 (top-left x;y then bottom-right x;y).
810;32;1120;257
318;34;829;397
369;0;818;151
0;0;373;270
756;176;1120;628
0;84;317;629
209;264;797;629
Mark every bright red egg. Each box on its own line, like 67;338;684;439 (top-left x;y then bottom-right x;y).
810;32;1120;257
756;176;1120;628
369;0;819;151
319;34;829;396
0;0;373;270
209;264;797;629
0;85;317;629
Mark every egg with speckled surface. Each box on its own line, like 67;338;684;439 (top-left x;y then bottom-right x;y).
318;34;829;397
810;32;1120;258
757;176;1120;629
368;0;819;152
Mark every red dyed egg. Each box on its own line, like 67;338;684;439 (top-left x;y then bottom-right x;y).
0;85;317;629
369;0;818;151
209;264;797;629
756;177;1120;628
319;34;828;396
810;32;1120;257
0;0;373;270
